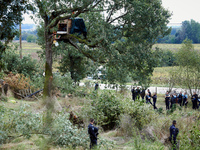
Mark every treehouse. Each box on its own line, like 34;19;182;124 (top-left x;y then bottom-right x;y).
54;18;87;44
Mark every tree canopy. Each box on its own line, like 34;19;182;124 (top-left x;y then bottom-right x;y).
30;0;171;97
0;0;33;70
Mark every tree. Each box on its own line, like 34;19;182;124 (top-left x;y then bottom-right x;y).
31;0;171;99
173;39;200;96
175;20;200;43
58;44;90;83
0;0;33;70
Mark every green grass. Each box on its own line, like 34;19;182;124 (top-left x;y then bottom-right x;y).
12;42;43;60
153;43;200;52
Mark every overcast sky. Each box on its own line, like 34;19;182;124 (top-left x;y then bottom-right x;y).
162;0;200;25
22;0;200;25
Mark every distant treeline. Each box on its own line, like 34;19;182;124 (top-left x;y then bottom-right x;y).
14;30;37;43
158;20;200;44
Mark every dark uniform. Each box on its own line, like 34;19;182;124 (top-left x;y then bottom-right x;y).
135;87;140;100
146;94;152;105
177;92;183;106
131;88;136;101
192;93;198;109
95;83;99;90
140;89;145;100
170;94;176;109
165;94;170;110
169;124;179;150
152;94;157;109
182;94;188;107
88;123;98;149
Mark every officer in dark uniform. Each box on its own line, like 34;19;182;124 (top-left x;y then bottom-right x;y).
169;120;179;150
152;92;157;109
135;87;141;100
170;93;177;109
88;119;98;149
165;92;170;110
95;82;99;90
140;88;146;101
131;87;136;101
192;92;198;109
147;89;151;97
177;91;183;106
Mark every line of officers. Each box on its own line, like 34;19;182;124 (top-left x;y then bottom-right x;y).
165;91;200;110
131;87;157;109
131;87;200;110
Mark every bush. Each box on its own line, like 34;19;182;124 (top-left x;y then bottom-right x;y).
0;96;8;102
81;91;121;130
2;47;38;78
3;73;32;98
120;98;158;130
0;105;89;148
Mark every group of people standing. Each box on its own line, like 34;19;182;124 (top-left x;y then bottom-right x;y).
165;91;188;110
131;87;157;109
165;91;200;110
131;87;200;110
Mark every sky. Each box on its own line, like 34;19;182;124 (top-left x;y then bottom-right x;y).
162;0;200;25
22;0;200;25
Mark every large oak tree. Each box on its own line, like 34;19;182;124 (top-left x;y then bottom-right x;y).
31;0;171;99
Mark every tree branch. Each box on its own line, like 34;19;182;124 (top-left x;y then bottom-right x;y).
68;39;105;63
108;12;128;24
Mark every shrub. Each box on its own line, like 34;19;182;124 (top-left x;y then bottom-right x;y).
81;91;121;130
0;96;8;102
120;98;158;130
3;73;32;98
2;47;38;78
0;105;90;148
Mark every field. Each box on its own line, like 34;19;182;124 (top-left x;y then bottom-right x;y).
12;41;42;60
153;43;200;52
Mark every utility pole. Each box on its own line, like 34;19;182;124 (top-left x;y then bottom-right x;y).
19;23;22;59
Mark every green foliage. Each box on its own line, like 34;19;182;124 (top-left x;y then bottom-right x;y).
157;49;176;67
50;112;88;148
52;72;75;94
81;91;121;130
27;35;37;43
0;105;89;148
0;0;34;70
175;20;200;43
58;44;90;83
170;39;200;95
120;98;158;130
2;46;39;79
0;96;8;102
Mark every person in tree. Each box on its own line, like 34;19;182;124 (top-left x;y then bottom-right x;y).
182;92;188;107
177;91;183;106
152;92;157;109
169;120;179;150
88;119;98;149
192;92;198;109
135;87;141;100
94;82;99;90
165;92;170;110
131;87;136;101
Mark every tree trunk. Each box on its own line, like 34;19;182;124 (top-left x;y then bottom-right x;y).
43;22;53;101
